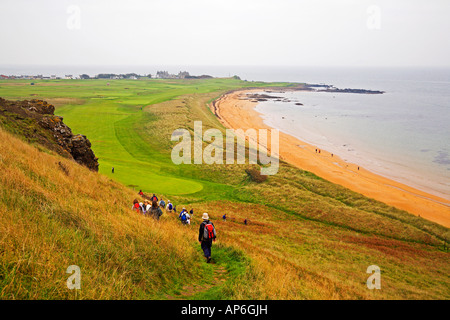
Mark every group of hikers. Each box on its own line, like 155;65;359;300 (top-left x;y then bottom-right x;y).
132;190;216;263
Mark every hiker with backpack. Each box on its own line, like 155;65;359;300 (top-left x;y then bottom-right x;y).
132;199;140;213
149;200;163;220
150;194;158;202
198;213;216;263
166;200;173;212
180;209;191;225
159;198;166;209
179;208;190;225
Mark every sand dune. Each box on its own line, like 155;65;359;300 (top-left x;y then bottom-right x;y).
211;89;450;228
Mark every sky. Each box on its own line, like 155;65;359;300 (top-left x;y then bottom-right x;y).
1;0;450;68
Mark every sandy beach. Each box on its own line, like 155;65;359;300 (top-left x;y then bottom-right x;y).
211;89;450;228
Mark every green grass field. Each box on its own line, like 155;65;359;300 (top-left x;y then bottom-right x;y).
1;78;449;300
0;78;291;196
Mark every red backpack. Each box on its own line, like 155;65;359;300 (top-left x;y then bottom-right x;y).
203;222;216;240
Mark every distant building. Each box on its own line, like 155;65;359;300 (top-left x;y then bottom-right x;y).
156;71;190;79
64;75;73;79
178;71;190;79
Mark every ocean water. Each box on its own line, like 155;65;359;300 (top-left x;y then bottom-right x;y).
2;64;449;199
248;67;450;201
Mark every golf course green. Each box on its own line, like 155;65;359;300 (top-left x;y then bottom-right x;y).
0;77;290;196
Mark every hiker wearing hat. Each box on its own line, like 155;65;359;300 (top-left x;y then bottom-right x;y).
198;213;216;263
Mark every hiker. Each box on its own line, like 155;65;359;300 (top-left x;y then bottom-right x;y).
222;214;227;221
145;200;152;215
173;206;177;214
150;193;158;202
159;198;166;209
185;212;191;225
180;209;190;225
190;209;194;216
166;200;173;212
149;200;163;220
244;219;247;225
112;167;114;173
132;199;140;213
138;190;144;197
179;208;188;224
198;213;216;263
138;200;145;215
141;200;149;216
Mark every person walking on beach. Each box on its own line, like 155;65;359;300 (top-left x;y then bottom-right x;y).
198;213;216;263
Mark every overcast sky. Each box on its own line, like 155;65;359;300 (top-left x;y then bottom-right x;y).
1;0;449;68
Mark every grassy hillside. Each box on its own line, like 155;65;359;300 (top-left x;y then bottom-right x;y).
0;78;449;299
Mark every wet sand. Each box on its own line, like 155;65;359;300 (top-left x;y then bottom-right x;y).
211;89;450;228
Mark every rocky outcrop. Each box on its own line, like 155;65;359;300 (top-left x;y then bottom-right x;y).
0;97;99;171
70;134;99;171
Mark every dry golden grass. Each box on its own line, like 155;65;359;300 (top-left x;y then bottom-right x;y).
0;127;206;299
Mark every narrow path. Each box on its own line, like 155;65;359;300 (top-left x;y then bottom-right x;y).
166;264;228;300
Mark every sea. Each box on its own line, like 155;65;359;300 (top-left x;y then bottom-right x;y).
2;65;449;200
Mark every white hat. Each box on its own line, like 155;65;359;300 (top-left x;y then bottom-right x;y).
202;212;209;220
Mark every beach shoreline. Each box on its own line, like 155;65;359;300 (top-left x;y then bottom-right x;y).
211;89;450;228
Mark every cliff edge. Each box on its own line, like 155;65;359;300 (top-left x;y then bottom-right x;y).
0;97;99;171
